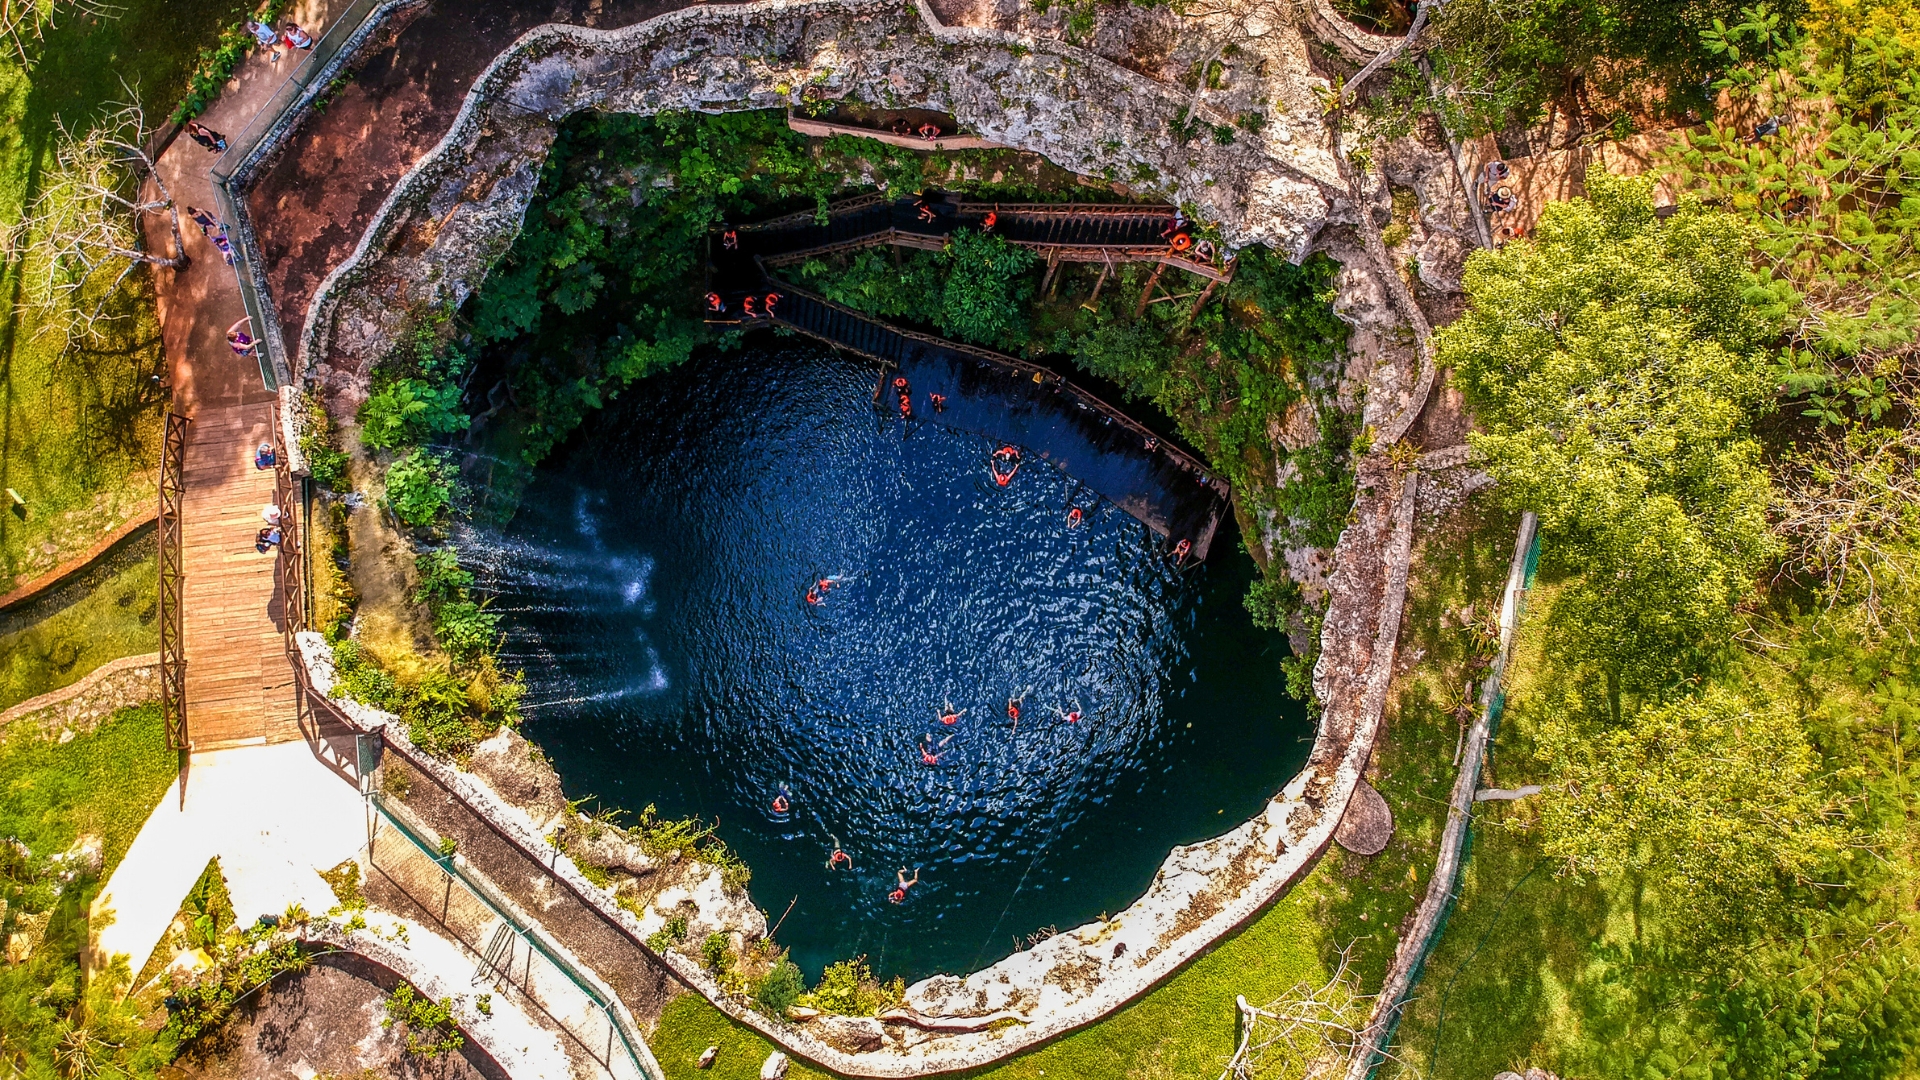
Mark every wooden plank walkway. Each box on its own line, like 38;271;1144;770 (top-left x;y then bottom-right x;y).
179;404;298;749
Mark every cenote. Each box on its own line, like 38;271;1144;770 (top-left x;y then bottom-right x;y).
475;342;1310;982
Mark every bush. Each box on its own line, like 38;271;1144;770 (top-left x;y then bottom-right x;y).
1243;575;1300;631
701;932;733;973
937;229;1037;346
384;450;459;527
646;914;690;952
754;960;805;1015
801;956;904;1017
381;983;464;1058
432;599;500;663
360;377;470;450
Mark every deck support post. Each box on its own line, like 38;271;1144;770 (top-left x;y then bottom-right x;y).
1083;255;1112;311
1135;260;1168;319
1185;276;1220;322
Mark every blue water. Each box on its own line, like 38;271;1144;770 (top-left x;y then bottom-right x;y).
476;343;1309;981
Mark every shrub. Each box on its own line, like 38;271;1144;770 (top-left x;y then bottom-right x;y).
384;450;460;527
801;956;904;1017
413;547;473;607
1243;575;1300;632
360;378;470;450
381;983;464;1058
754;960;805;1015
701;932;733;973
646;914;690;952
937;229;1037;346
432;599;500;663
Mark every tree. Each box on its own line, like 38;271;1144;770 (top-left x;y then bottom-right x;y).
0;0;122;66
1437;168;1780;690
1533;685;1847;947
937;229;1036;347
1665;0;1920;364
19;100;186;350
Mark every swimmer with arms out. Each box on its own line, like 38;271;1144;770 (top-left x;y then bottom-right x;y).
889;867;921;903
919;732;955;764
936;699;967;726
826;835;852;870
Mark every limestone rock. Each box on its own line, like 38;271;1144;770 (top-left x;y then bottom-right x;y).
1336;778;1393;856
760;1051;790;1079
816;1015;887;1053
696;1045;718;1069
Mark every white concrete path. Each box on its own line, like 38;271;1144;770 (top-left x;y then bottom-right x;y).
90;741;367;976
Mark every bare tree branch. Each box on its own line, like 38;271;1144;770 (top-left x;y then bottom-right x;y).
17;97;185;351
0;0;123;66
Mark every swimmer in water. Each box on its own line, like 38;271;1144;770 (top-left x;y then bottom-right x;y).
889;867;921;903
826;835;852;870
919;733;955;764
1055;704;1082;724
1067;506;1084;527
929;392;946;411
1173;538;1192;563
936;699;967;726
771;785;791;815
1007;688;1029;733
805;586;822;605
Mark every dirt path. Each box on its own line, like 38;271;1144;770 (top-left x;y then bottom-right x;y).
247;0;704;362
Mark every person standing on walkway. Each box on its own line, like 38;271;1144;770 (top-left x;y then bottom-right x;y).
282;20;314;50
246;19;281;60
184;122;226;152
226;319;256;356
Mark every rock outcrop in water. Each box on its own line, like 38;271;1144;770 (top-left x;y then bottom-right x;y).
267;0;1491;1070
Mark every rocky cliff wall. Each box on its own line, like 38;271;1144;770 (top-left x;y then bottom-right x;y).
262;0;1495;1070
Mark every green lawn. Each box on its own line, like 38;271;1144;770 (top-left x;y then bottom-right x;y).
0;0;246;591
651;888;1329;1080
0;703;177;875
0;530;158;711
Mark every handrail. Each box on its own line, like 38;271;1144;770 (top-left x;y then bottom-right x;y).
368;790;660;1080
205;0;419;390
158;413;190;750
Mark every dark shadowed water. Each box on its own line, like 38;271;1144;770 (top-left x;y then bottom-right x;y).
474;343;1309;982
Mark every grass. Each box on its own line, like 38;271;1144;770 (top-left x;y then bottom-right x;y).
0;702;177;875
652;883;1331;1080
0;529;157;711
0;0;250;591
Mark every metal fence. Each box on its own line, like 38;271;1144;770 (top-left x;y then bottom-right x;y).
158;413;190;750
205;0;405;390
366;792;660;1080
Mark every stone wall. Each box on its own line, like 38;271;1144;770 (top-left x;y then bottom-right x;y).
0;653;162;744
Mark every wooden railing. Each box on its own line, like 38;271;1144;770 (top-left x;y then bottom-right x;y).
158;413;190;750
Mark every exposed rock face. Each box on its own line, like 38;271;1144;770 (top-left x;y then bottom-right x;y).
267;0;1492;1071
299;0;1364;387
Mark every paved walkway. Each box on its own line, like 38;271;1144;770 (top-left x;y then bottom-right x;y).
89;741;367;978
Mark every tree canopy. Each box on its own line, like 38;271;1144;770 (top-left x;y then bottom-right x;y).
1439;168;1779;689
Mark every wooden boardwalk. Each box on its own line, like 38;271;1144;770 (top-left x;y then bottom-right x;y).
178;404;298;749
